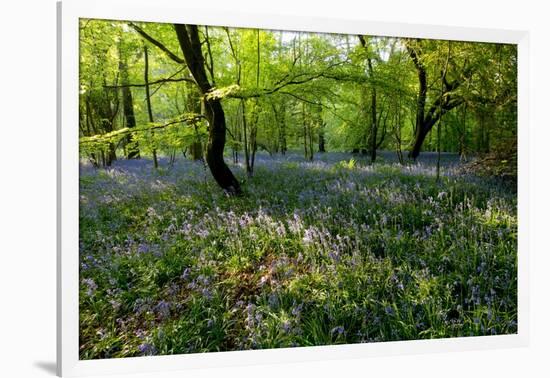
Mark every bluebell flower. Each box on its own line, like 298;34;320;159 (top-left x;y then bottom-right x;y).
137;243;150;254
201;288;213;300
82;278;97;296
282;321;292;333
268;293;278;308
154;300;170;319
331;326;345;336
246;303;256;316
138;343;157;356
291;302;303;317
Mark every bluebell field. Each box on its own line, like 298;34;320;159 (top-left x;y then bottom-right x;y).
79;152;517;359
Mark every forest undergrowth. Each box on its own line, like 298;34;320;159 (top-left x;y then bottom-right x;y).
79;152;517;359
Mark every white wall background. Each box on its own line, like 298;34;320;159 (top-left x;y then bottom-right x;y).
0;0;548;377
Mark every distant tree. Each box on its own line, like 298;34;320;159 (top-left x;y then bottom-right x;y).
143;44;158;168
119;45;139;159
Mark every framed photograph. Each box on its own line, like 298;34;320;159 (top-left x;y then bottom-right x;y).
57;0;529;376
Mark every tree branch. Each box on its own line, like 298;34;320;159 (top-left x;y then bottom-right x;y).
104;77;195;89
129;22;186;64
221;60;350;100
278;91;320;106
80;114;205;145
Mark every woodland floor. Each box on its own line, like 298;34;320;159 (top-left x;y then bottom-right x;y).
78;151;517;359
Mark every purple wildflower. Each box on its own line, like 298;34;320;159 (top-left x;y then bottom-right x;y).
331;326;345;336
282;321;292;333
82;278;97;296
138;343;157;356
328;250;340;263
154;300;170;319
268;293;279;308
201;288;213;300
137;243;150;254
291;302;303;318
181;268;191;281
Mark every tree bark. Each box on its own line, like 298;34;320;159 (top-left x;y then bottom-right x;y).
241;100;251;175
84;96;99;166
119;54;139;159
174;24;241;195
249;29;261;173
271;101;287;155
186;85;203;161
97;79;118;166
302;103;310;160
144;45;159;168
407;40;427;160
250;117;258;173
318;125;326;153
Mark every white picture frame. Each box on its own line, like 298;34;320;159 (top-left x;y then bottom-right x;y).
57;0;530;376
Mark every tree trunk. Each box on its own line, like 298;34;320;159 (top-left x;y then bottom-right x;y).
436;42;452;182
408;41;427;160
318;125;326;153
302;103;309;159
144;44;158;168
406;39;464;160
84;97;99;166
241;99;251;175
225;28;242;164
203;98;241;194
410;126;429;159
174;24;241;195
358;36;378;163
308;119;314;161
394;97;404;164
249;30;260;173
368;64;377;163
119;53;139;159
250;123;258;173
459;100;470;161
187;85;203;161
97;81;118;166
